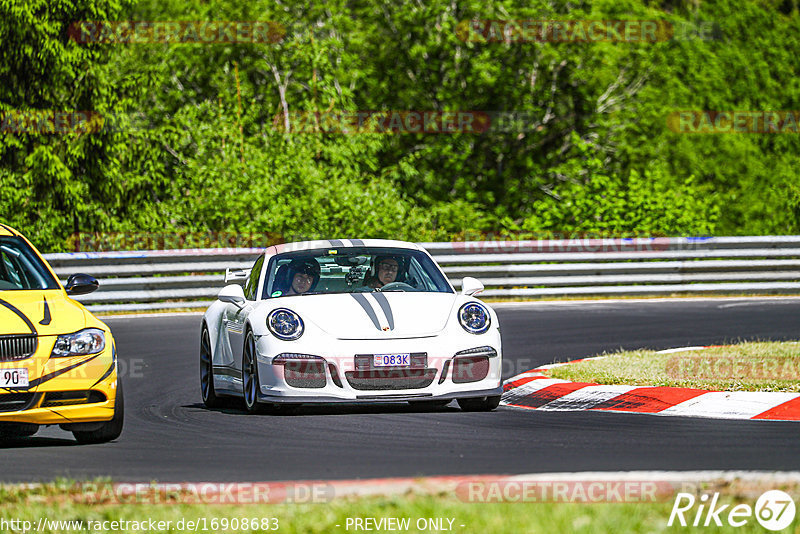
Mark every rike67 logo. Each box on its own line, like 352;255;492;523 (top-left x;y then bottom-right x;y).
668;490;796;531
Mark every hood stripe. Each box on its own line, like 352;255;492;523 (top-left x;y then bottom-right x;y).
29;353;102;388
0;297;37;335
91;343;117;388
91;363;115;388
370;292;395;330
351;293;382;330
329;239;344;247
349;239;365;246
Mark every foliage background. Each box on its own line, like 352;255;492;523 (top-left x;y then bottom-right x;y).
1;0;799;251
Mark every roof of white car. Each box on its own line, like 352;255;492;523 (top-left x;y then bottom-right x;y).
267;239;425;255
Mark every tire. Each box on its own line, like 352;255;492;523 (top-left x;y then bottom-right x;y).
73;379;124;444
457;395;501;412
242;330;264;414
0;423;39;438
200;326;223;408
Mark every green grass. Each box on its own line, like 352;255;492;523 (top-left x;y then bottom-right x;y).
1;481;798;533
547;341;800;392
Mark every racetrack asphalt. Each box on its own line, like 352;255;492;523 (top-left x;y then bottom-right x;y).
0;298;798;482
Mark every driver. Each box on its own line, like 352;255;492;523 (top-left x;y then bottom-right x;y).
285;258;321;295
363;255;400;289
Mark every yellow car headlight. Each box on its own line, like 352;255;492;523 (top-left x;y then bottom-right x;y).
51;328;106;357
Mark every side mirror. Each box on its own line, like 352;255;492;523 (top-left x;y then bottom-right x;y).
218;284;246;306
65;273;99;296
461;277;484;297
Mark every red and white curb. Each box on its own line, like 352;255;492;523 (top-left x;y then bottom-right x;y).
501;348;800;421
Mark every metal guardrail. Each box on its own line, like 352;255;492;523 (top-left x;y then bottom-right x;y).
42;237;800;312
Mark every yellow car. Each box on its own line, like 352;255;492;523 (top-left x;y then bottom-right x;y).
0;224;123;443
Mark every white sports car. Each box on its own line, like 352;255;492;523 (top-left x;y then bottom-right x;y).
200;239;502;412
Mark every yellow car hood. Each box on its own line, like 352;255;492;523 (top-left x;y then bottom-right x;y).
0;290;89;336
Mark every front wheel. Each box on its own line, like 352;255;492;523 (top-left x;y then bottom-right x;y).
242;331;263;413
457;395;501;412
200;326;223;408
73;379;125;444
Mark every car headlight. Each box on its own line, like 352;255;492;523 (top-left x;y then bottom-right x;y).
458;303;491;334
51;328;106;357
267;308;304;340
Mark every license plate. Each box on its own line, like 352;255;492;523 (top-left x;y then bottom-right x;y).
0;368;28;388
373;353;410;367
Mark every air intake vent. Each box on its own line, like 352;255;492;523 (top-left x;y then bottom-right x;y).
0;335;37;361
0;392;37;412
345;369;437;391
452;356;490;384
42;390;107;407
284;361;326;388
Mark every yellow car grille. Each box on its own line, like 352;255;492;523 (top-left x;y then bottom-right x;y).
0;334;38;361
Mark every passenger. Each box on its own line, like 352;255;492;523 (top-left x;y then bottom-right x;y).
284;258;321;295
363;256;401;289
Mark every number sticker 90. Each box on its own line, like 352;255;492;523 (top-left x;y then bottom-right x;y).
0;368;28;388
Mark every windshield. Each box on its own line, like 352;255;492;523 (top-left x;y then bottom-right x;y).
261;247;452;299
0;237;59;291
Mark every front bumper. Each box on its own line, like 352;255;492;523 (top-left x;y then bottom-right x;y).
0;338;118;424
221;330;503;403
0;395;116;424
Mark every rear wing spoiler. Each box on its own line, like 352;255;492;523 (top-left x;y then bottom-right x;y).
224;267;251;284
